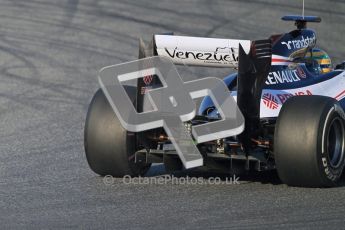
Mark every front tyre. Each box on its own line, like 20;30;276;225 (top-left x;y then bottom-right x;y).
84;88;150;177
274;96;345;187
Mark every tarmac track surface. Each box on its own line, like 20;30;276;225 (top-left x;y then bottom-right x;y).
0;0;345;229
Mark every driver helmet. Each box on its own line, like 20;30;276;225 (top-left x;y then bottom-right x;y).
305;48;332;74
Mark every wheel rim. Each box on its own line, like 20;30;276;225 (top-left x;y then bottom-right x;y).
327;117;345;168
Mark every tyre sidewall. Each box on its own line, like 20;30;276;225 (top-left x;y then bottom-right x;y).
317;103;345;186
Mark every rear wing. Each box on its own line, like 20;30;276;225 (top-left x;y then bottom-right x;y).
137;34;272;154
137;34;252;113
154;35;251;68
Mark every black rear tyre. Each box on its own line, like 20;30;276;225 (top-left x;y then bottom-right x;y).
274;95;345;187
84;87;151;177
164;155;183;173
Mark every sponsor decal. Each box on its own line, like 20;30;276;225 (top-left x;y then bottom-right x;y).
281;35;316;50
262;93;279;109
164;47;238;65
215;47;233;55
276;90;313;104
155;35;251;67
262;90;313;109
296;66;306;78
265;69;302;85
143;75;153;85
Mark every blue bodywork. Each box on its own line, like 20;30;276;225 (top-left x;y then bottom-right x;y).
199;27;345;117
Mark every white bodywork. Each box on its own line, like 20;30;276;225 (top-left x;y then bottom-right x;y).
154;34;345;119
230;71;345;118
155;35;251;68
260;71;345;117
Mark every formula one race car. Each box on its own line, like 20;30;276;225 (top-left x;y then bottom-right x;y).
84;15;345;187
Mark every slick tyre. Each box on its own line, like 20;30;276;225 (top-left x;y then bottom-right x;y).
274;95;345;187
84;87;150;177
